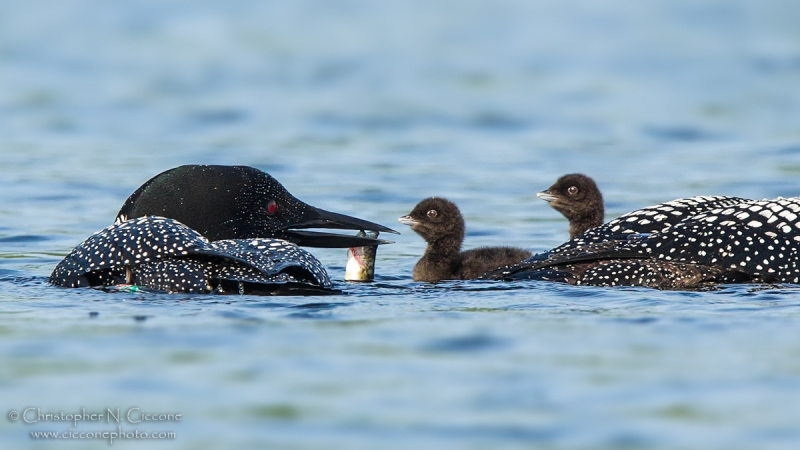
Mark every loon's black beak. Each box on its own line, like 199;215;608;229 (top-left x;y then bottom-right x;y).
283;207;399;248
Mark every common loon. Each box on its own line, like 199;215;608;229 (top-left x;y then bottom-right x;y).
481;195;800;289
50;165;397;294
399;197;532;283
537;173;604;239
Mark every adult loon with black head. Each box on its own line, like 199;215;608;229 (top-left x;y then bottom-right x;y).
50;165;397;295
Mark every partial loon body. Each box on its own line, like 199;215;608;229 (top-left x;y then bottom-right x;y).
399;197;532;283
482;195;800;289
50;165;397;295
50;217;334;294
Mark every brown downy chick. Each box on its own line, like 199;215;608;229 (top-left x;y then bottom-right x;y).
399;197;532;283
538;173;604;239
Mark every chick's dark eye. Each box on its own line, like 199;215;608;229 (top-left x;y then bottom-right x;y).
267;200;278;215
427;209;438;218
568;186;578;195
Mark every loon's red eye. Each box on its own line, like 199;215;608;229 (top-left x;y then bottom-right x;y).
267;200;277;215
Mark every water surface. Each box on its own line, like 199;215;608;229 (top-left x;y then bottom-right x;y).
2;1;800;448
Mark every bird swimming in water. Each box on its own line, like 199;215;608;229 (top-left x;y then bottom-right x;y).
537;173;604;239
399;197;532;283
481;195;800;289
50;165;397;294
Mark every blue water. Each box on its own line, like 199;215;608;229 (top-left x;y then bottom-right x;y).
2;1;800;448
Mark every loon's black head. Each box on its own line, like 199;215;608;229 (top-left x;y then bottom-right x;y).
116;165;397;248
537;173;605;237
398;197;465;245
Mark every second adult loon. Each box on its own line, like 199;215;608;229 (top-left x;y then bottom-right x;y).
50;165;397;294
481;195;800;289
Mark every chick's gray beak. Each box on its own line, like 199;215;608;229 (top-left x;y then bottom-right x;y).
537;191;558;203
398;215;418;226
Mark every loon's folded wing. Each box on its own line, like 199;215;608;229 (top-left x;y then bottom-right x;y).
50;216;211;287
481;237;650;280
206;238;332;288
550;195;750;255
50;216;334;293
614;198;800;283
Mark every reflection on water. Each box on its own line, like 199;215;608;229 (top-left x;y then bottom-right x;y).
2;0;800;448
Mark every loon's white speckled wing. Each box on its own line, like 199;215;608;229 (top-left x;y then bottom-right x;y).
209;238;331;288
551;195;749;253
634;197;800;282
50;216;333;293
50;217;209;288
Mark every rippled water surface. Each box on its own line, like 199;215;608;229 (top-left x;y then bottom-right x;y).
3;1;800;448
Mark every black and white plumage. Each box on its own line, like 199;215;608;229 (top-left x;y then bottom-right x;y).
481;195;800;289
540;195;749;252
50;164;401;295
50;216;335;294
